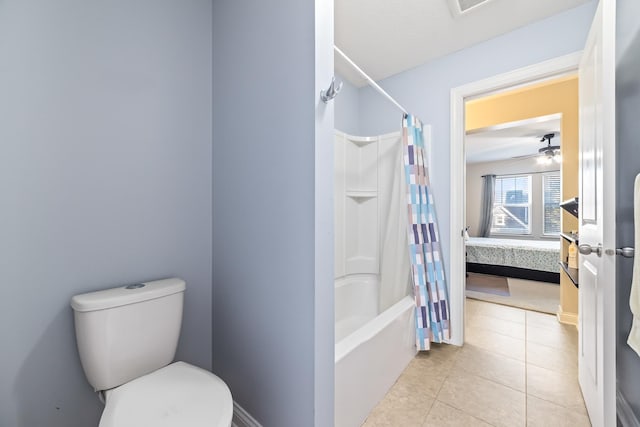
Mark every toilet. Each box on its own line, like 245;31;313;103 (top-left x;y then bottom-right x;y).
71;278;233;427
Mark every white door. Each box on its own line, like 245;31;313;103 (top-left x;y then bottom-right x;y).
577;1;617;426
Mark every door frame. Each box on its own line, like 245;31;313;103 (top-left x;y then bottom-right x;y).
448;52;582;346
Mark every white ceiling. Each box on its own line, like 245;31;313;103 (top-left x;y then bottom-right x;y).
335;0;591;86
465;115;561;164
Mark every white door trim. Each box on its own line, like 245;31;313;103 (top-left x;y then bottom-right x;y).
448;51;582;346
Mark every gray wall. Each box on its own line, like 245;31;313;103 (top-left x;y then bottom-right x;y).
357;1;597;295
0;1;213;426
616;0;640;422
212;1;332;426
466;158;559;239
334;72;361;135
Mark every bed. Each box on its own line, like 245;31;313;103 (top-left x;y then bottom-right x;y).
465;237;560;283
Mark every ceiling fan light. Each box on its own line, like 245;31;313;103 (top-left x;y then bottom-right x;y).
537;133;561;163
537;156;551;165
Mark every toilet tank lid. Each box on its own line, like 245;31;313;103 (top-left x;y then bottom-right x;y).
71;278;186;312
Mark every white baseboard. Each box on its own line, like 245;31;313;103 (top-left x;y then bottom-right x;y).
232;401;263;427
618;390;640;427
556;305;578;327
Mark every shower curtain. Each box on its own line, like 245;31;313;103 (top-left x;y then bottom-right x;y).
402;114;450;351
378;134;412;313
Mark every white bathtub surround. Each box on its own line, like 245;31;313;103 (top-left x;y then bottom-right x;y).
334;275;379;341
334;130;417;427
334;130;413;311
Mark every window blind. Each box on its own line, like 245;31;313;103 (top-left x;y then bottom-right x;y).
543;173;561;235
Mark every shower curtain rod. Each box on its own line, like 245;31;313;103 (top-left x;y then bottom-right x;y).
334;46;408;115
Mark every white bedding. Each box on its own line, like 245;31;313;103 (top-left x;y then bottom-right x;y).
466;237;559;251
466;237;560;273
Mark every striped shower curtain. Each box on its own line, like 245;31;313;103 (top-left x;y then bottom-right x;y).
402;114;450;351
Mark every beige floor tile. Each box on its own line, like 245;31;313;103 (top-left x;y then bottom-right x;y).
526;364;587;414
465;324;526;361
467;299;526;324
465;297;483;310
399;355;454;399
526;323;578;350
527;395;591;427
526;310;562;330
422;400;493;427
526;340;578;375
416;342;461;365
455;343;526;391
362;382;434;427
467;312;526;339
437;369;526;427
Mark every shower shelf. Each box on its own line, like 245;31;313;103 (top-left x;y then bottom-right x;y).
346;190;377;199
345;135;378;147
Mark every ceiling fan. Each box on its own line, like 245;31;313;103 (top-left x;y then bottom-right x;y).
537;133;561;164
510;132;561;163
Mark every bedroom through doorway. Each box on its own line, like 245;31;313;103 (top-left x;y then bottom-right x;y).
463;75;579;317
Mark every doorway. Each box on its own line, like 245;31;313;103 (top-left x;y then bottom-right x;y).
465;113;563;314
454;67;589;426
448;52;582;346
462;73;582;318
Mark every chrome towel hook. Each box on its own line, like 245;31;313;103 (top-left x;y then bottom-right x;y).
320;76;343;103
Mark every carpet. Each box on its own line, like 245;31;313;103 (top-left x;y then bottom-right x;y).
466;272;510;296
466;276;560;314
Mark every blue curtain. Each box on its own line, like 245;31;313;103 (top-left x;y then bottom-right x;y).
478;174;496;237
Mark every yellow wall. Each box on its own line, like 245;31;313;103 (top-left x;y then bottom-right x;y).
465;75;580;319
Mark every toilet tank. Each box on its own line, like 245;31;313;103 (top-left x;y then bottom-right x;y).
71;278;186;392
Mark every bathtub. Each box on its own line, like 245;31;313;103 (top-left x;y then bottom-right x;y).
334;275;417;427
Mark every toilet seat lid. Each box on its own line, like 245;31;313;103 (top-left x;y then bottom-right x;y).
100;361;233;427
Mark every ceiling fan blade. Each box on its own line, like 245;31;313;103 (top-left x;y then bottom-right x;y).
511;153;540;159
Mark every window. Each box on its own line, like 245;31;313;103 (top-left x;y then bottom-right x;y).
491;175;531;235
543;173;561;235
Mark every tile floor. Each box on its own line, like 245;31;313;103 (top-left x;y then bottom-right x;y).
361;299;590;427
